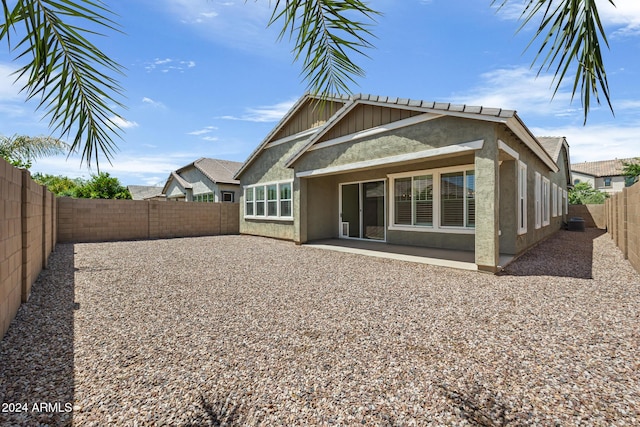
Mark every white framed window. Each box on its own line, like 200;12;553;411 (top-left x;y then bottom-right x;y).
244;187;254;215
389;165;474;233
557;186;563;217
518;161;527;234
563;189;568;215
534;172;541;229
280;183;292;217
393;175;434;226
552;183;558;217
244;180;294;220
542;177;550;226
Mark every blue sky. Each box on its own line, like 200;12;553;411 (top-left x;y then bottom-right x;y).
1;0;639;186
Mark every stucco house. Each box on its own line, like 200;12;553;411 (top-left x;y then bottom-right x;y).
163;157;243;202
571;157;638;193
234;93;571;272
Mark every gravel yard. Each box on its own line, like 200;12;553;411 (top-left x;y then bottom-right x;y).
1;229;639;426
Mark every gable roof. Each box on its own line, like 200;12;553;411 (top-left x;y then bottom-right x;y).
233;93;351;179
162;157;243;194
281;93;559;172
571;157;638;177
127;185;164;200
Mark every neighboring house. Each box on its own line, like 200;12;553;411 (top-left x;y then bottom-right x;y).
234;93;572;272
571;158;638;193
163;157;243;202
127;185;165;201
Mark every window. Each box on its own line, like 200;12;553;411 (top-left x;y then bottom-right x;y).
255;186;265;216
542;177;550;226
557;186;563;217
221;191;234;202
389;167;474;231
280;183;292;217
244;180;293;219
603;177;612;187
245;188;254;216
267;184;278;216
563;189;568;216
534;172;541;229
394;175;433;226
552;183;558;217
573;179;581;185
518;161;527;234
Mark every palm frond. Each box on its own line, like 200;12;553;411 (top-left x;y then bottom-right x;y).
0;134;69;162
0;0;126;169
493;0;616;123
268;0;380;97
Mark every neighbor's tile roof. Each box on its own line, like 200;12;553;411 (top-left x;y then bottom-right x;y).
571;158;638;177
192;158;243;185
127;185;164;200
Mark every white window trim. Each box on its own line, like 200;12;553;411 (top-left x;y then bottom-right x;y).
518;161;527;235
388;164;475;235
534;172;542;229
552;183;558;217
542;177;550;226
563;189;568;216
557;186;563;217
244;180;294;221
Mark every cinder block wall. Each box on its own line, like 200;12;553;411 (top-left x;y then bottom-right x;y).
568;204;605;229
605;185;640;274
1;160;57;339
57;198;239;243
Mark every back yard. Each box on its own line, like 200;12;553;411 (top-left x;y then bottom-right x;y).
0;230;638;426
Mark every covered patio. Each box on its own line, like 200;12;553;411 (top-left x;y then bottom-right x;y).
304;238;515;271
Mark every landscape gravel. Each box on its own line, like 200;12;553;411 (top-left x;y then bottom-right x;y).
0;229;639;426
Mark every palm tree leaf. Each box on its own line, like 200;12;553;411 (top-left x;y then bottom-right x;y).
1;0;126;169
493;0;616;123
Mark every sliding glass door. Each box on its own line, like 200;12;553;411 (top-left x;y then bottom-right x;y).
339;180;385;241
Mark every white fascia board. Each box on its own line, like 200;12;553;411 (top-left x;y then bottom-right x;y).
506;117;559;172
296;139;484;178
498;139;520;160
265;127;321;149
307;113;444;152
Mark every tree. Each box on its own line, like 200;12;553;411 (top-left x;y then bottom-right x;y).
0;134;68;169
1;0;616;166
33;171;131;199
32;173;83;197
74;172;131;199
568;182;609;204
622;158;640;186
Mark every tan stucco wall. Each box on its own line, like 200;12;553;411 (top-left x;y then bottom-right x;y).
239;134;308;240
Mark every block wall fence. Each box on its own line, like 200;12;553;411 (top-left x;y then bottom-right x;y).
1;159;57;339
56;198;239;243
605;184;640;274
2;158;240;340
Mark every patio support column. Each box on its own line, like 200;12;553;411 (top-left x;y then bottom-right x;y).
294;176;308;244
474;139;500;272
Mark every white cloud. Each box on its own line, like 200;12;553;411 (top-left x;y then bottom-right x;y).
157;0;284;53
30;151;194;184
141;97;166;109
451;66;575;117
109;116;139;129
531;123;640;163
187;126;218;136
145;58;196;73
201;136;219;142
220;98;297;122
494;0;640;37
